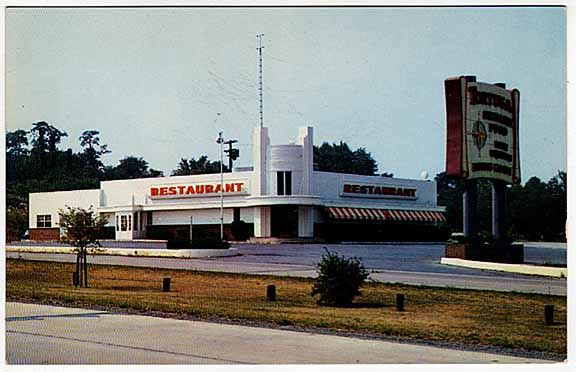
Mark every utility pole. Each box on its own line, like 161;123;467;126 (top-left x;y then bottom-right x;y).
223;139;239;172
257;34;264;128
216;131;224;241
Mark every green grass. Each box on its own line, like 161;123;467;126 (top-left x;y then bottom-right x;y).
6;259;567;355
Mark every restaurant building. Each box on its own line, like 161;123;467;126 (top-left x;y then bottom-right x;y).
28;126;445;242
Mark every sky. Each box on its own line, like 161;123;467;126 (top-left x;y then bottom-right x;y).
5;6;567;182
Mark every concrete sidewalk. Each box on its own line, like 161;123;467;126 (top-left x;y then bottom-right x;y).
6;302;554;364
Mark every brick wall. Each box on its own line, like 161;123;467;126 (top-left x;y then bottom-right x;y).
29;228;60;241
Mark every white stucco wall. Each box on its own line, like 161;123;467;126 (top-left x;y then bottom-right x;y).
29;189;100;228
152;208;234;225
313;171;438;209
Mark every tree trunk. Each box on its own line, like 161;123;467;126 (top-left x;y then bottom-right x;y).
76;253;80;287
84;250;88;288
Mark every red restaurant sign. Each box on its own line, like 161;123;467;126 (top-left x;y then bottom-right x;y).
150;182;248;199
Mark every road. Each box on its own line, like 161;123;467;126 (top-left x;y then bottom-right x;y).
6;242;567;295
6;302;553;364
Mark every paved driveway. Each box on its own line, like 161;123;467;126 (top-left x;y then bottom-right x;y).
226;242;566;274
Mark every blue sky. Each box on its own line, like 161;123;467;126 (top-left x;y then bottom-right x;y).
6;6;566;182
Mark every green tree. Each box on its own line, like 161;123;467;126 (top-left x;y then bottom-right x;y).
313;142;378;175
6;206;28;242
6;130;30;184
79;130;111;178
59;206;107;288
172;155;228;176
435;172;464;233
6;130;29;157
104;156;164;180
30;121;67;156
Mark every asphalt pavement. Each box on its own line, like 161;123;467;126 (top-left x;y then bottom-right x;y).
6;302;554;364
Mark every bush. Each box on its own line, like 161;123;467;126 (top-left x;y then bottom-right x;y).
311;249;369;307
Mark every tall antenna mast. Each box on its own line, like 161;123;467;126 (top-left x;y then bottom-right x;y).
256;34;264;128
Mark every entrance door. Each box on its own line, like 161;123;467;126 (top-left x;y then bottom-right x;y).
271;206;298;238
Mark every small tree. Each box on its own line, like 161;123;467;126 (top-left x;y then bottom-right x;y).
58;206;107;288
311;249;369;307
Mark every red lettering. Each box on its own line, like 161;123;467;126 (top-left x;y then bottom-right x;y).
352;185;360;193
235;183;243;192
159;187;168;196
225;183;235;192
343;184;352;193
360;186;368;194
168;186;177;195
205;185;214;193
373;186;382;195
214;184;221;193
178;186;186;195
196;185;204;194
150;187;159;196
186;186;195;194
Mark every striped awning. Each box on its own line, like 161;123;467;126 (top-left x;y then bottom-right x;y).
326;207;445;223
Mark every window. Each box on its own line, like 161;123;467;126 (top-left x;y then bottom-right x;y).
277;171;292;196
128;215;132;231
116;216;119;231
121;216;128;231
147;211;153;226
37;215;52;228
133;212;138;231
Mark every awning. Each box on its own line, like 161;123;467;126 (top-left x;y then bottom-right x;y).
326;207;445;223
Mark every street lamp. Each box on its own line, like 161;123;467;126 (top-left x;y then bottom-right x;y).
216;131;224;241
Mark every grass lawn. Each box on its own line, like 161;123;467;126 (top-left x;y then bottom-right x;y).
6;259;567;355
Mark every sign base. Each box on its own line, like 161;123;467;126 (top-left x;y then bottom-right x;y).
445;241;524;264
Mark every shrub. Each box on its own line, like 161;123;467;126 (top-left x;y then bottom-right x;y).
311;249;369;307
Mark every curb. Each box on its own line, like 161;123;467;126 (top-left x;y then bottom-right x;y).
440;257;567;278
6;246;239;259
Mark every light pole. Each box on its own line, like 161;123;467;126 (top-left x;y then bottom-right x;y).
216;131;224;241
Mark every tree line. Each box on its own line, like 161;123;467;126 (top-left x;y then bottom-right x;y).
436;171;567;241
6;121;566;242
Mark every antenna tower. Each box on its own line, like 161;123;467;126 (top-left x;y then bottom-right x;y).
257;34;264;127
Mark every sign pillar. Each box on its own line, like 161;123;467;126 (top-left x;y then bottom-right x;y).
462;180;477;238
491;180;507;239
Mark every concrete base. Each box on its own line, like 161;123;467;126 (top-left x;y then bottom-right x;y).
445;242;524;264
6;245;239;258
248;237;322;244
441;257;567;278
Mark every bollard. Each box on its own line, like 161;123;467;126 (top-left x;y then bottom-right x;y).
545;304;554;325
267;285;276;301
72;272;79;287
163;277;171;292
396;294;405;312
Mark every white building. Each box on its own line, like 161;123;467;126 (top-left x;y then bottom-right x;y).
28;126;445;242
